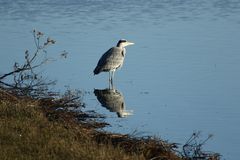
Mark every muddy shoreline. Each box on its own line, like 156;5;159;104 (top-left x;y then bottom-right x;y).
0;88;220;159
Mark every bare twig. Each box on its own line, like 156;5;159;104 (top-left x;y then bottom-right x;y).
182;132;220;160
0;30;57;97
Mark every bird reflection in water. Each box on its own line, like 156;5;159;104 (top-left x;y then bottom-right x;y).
94;88;133;118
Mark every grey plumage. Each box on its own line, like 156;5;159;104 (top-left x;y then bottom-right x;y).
93;47;124;74
93;39;134;82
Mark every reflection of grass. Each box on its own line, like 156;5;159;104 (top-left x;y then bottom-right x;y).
0;89;180;160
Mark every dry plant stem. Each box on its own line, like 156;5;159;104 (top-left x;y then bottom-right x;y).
0;30;57;97
0;30;54;81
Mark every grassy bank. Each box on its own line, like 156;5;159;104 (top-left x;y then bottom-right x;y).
0;89;182;160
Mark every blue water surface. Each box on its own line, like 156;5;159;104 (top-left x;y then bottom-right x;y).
1;1;240;159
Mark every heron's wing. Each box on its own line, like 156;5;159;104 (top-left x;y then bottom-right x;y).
94;47;124;74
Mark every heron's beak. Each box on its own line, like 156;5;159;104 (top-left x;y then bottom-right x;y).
126;41;134;46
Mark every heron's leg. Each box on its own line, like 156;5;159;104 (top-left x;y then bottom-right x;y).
108;80;111;89
108;71;113;89
110;78;113;89
110;71;113;84
108;71;111;82
112;71;115;82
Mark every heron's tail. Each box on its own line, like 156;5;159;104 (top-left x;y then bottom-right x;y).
93;67;100;75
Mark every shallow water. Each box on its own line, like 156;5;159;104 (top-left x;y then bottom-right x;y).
1;0;240;159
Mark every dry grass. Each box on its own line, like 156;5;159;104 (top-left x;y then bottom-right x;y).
0;89;181;160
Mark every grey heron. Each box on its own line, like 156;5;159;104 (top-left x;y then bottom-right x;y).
93;39;134;83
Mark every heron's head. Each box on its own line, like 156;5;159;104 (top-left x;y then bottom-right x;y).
116;39;134;48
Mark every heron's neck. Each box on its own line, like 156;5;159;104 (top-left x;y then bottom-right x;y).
122;48;126;56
